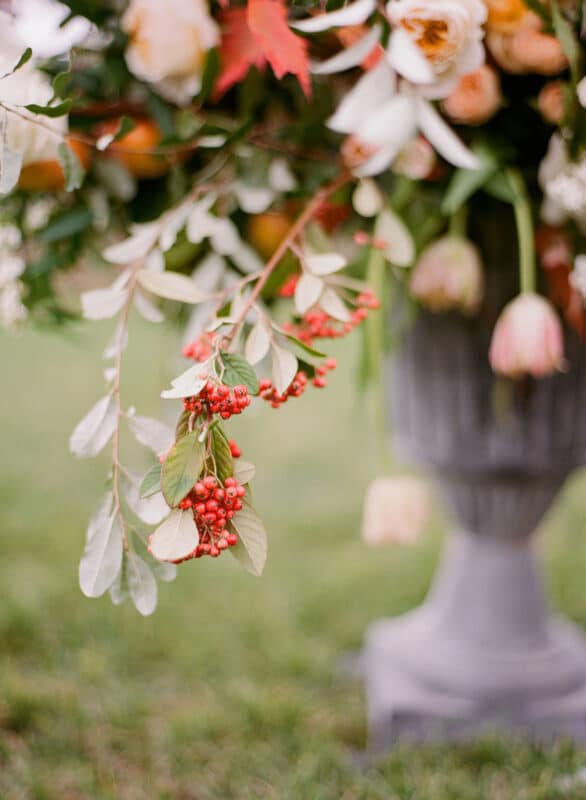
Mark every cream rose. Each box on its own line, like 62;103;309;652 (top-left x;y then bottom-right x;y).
122;0;219;106
386;0;487;99
0;12;67;166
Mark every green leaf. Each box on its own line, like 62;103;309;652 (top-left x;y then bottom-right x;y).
230;500;268;576
52;68;72;101
38;208;92;242
25;99;73;117
551;0;580;84
140;463;162;498
283;333;327;359
1;48;32;79
161;430;205;507
442;144;499;215
220;353;259;395
175;409;191;440
483;172;517;204
211;426;233;483
57;142;85;191
199;48;219;105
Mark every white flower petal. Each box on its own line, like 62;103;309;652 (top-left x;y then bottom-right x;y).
295;272;324;314
416;98;480;171
353;179;384;217
374;209;415;267
292;0;376;32
387;28;434;85
312;24;381;75
320;288;351;322
328;59;396;134
305;252;347;276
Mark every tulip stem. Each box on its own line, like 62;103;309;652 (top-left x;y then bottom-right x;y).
507;168;536;295
449;205;468;238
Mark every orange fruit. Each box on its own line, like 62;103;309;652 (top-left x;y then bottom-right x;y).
18;137;91;192
247;212;292;260
96;117;178;179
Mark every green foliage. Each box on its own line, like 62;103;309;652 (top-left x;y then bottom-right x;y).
220;353;260;395
161;430;205;507
210;425;234;483
139;463;162;498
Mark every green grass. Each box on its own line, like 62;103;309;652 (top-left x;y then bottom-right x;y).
2;318;586;798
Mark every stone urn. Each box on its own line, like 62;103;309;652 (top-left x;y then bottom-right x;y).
362;212;586;753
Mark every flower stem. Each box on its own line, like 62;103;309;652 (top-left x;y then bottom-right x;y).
506;168;536;295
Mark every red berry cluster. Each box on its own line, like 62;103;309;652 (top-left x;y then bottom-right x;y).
258;358;337;407
282;290;380;348
176;476;245;561
182;332;215;363
183;381;251;420
228;438;241;458
278;274;299;298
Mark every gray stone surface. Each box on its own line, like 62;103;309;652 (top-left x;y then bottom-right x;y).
363;309;586;752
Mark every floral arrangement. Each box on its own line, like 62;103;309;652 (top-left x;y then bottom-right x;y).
1;0;585;613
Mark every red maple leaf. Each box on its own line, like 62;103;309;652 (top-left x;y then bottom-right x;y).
247;0;311;97
216;0;311;99
216;7;266;98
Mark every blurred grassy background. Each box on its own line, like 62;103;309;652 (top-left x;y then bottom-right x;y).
3;318;586;798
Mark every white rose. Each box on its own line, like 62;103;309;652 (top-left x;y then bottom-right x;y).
122;0;220;106
0;11;67;165
387;0;487;99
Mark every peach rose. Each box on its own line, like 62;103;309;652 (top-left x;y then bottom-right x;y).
484;0;529;34
510;25;568;75
442;64;502;124
538;82;565;125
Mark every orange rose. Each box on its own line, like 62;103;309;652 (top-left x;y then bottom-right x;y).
442;65;502;124
538;81;566;124
484;0;529;34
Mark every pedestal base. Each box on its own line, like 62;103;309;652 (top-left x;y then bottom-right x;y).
363;531;586;752
364;606;586;753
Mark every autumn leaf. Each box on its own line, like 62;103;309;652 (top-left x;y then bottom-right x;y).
247;0;310;97
216;0;311;98
216;7;266;98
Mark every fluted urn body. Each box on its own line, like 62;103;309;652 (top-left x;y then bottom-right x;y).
363;213;586;753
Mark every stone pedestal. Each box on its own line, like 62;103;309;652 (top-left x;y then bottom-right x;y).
363;310;586;752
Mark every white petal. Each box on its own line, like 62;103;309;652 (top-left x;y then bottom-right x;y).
312;24;381;75
356;94;417;150
355;144;402;177
295;272;324;314
353;179;384;217
292;0;376;32
103;224;159;264
328;59;396;134
320;288;351;322
210;218;242;256
234;183;274;214
416;98;480;171
230;243;264;274
374;209;415;267
268;159;297;192
305;252;347;276
387;29;434;85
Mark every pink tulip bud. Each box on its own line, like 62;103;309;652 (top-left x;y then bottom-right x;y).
489;293;564;378
410;235;484;316
361;477;431;547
